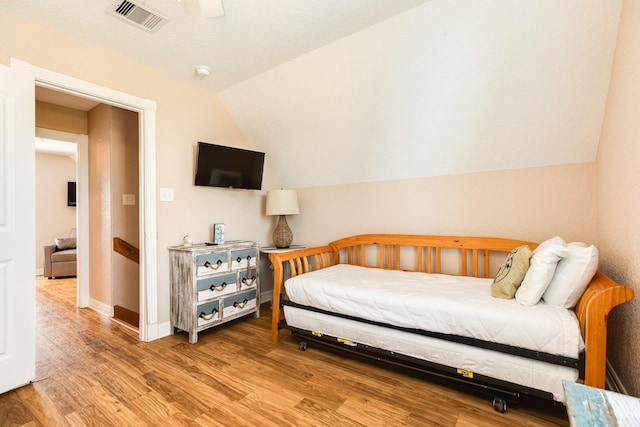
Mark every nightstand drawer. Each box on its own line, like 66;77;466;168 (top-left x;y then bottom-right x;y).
196;253;229;276
197;273;238;301
197;301;219;327
223;290;257;318
231;248;257;270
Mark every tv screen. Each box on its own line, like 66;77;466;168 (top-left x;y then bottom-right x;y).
67;181;76;207
194;142;265;190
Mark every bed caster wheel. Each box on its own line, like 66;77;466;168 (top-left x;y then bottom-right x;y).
298;341;308;351
492;397;507;413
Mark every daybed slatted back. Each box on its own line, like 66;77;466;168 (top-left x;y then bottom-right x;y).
269;245;337;343
285;247;335;279
330;234;536;278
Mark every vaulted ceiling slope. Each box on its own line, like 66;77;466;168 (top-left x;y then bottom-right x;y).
218;1;623;187
0;0;428;92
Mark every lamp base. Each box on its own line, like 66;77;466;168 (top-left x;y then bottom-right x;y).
273;215;293;248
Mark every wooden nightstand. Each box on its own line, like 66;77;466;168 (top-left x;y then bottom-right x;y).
259;245;305;304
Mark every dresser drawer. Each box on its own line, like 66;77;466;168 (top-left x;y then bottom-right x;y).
197;273;238;301
196;253;229;276
239;268;258;291
231;248;257;271
223;290;257;318
197;300;219;327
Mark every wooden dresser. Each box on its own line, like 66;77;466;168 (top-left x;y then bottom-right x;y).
169;241;260;343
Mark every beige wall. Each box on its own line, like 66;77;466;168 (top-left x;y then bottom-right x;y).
109;107;140;313
260;162;597;295
88;104;113;306
293;163;598;248
597;0;640;397
35;153;76;272
36;101;87;134
88;104;140;312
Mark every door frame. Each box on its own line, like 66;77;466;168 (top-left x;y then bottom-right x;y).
24;60;160;341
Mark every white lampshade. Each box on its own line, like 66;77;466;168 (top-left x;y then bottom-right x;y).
266;189;299;216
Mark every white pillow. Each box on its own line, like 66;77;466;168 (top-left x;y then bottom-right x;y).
542;242;598;308
515;237;569;306
533;236;566;253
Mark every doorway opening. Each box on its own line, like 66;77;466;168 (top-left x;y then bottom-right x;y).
32;64;159;342
34;129;87;306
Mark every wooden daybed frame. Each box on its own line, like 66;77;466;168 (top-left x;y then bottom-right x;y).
269;234;634;406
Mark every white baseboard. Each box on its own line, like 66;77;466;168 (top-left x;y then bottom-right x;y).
89;298;113;318
260;289;273;304
159;290;273;343
606;359;629;395
90;291;272;342
35;268;43;276
156;321;172;339
140;320;172;341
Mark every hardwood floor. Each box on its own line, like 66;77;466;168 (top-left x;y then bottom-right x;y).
0;276;570;426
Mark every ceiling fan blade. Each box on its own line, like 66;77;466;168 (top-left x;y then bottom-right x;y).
199;0;225;18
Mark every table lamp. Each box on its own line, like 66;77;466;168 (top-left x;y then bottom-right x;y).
266;189;299;248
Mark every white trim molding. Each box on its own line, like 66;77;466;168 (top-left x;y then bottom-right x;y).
89;298;113;318
25;60;159;342
260;290;273;304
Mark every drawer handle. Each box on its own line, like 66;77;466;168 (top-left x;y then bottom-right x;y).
199;308;218;320
233;298;249;309
204;259;223;270
210;282;227;292
236;255;252;263
241;276;256;286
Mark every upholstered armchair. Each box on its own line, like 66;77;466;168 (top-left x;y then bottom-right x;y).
43;229;77;279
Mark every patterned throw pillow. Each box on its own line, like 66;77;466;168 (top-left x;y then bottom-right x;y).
491;245;533;299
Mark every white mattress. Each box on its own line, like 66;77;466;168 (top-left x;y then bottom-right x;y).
284;264;583;358
284;305;578;402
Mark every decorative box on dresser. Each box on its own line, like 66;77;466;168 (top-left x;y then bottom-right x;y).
169;241;260;344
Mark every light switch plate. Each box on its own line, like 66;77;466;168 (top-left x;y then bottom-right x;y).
159;187;174;202
123;194;136;205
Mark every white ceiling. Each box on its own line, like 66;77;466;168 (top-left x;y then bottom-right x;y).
1;0;429;93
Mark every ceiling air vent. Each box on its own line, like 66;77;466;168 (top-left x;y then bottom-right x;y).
107;0;168;33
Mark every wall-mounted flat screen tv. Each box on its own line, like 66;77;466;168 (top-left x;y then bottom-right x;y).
67;181;76;207
194;142;265;190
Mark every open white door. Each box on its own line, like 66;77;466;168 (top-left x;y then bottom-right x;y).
0;59;36;394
